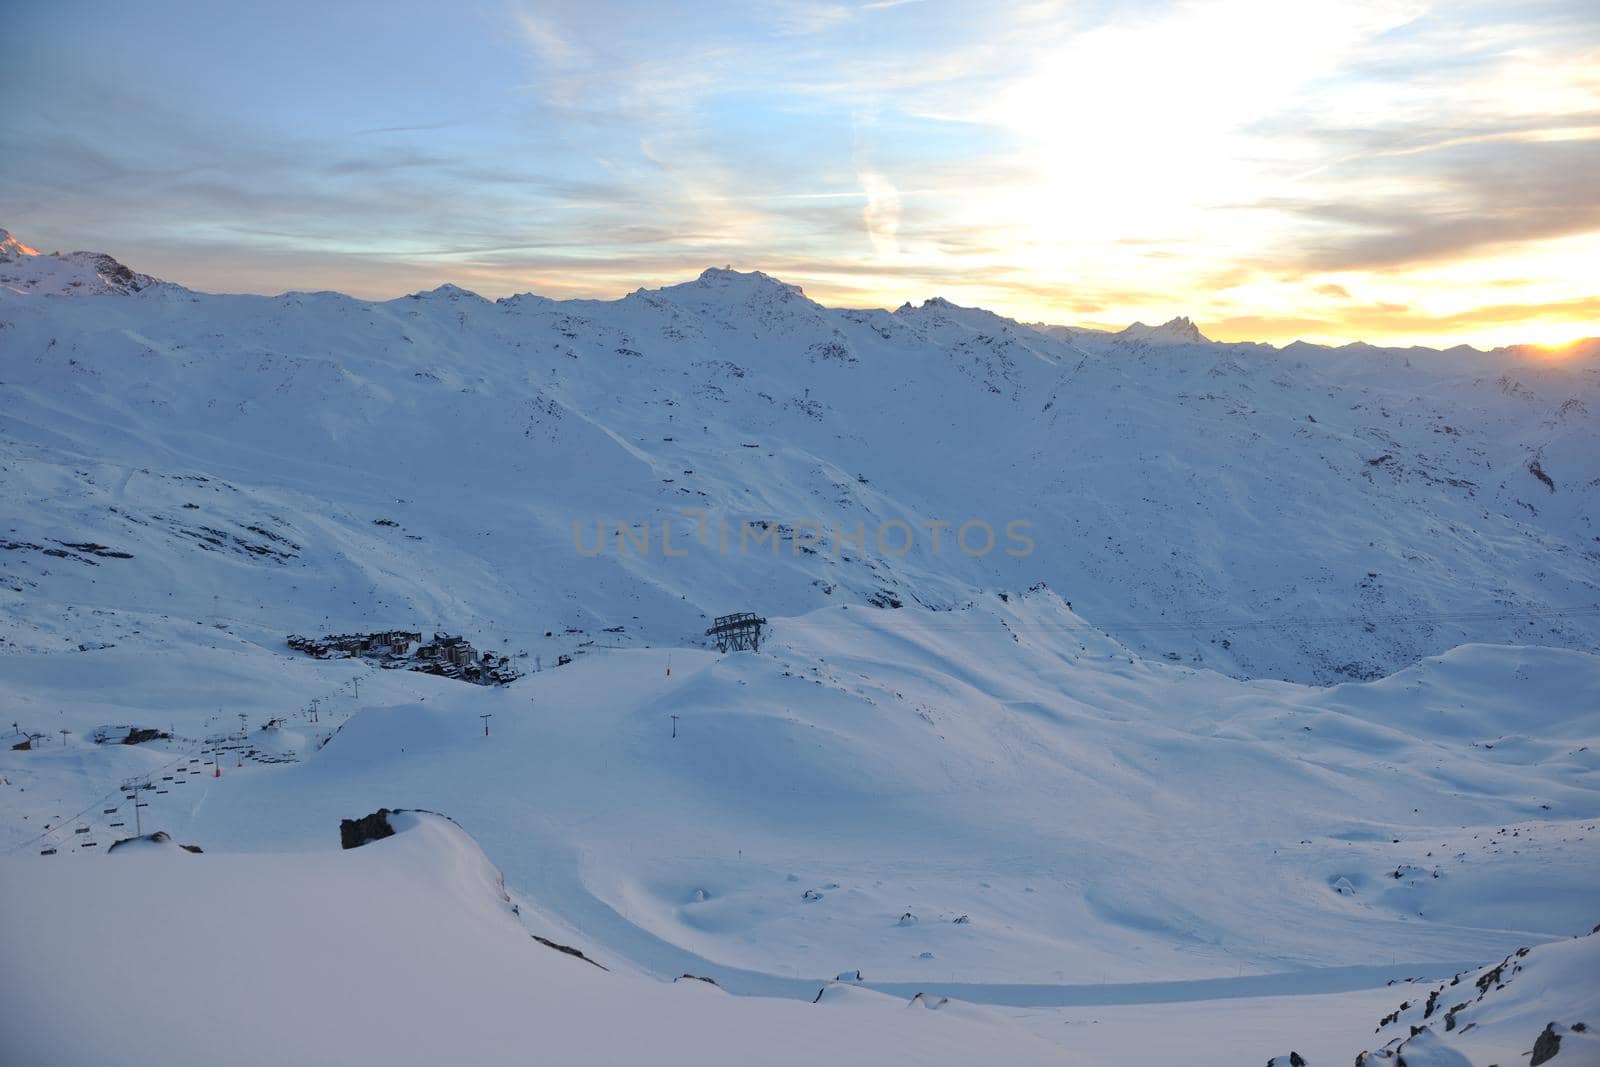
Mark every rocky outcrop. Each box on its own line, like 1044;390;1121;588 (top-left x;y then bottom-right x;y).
531;934;607;971
339;809;397;849
675;974;718;986
1348;931;1596;1065
1531;1022;1562;1065
107;830;203;853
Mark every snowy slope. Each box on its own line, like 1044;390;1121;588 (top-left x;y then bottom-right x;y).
5;807;1592;1066
4;592;1596;989
0;812;1079;1067
1;231;1597;1064
0;233;1595;684
1347;931;1600;1065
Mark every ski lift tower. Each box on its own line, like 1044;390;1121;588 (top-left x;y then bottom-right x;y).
705;612;767;653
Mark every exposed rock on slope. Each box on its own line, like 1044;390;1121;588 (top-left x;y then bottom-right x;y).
1351;929;1599;1065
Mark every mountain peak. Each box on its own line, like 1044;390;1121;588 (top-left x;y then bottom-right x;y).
407;283;487;302
0;228;159;296
690;267;806;300
0;228;41;258
892;296;981;317
1116;315;1210;345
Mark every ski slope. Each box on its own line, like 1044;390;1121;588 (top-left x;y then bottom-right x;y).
0;812;1080;1067
4;809;1594;1066
5;594;1596;987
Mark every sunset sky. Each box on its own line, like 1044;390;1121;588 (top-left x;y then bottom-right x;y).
3;0;1596;347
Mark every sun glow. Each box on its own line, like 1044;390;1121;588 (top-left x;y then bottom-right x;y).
1526;337;1592;360
4;0;1595;350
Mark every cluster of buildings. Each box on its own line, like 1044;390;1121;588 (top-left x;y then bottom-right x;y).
285;630;522;686
288;630;421;659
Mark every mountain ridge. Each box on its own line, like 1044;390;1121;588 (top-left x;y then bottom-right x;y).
3;229;1591;355
0;228;1596;685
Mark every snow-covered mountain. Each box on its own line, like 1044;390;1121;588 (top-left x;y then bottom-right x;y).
1116;315;1211;345
0;234;1595;683
1;231;1596;1065
0;228;157;296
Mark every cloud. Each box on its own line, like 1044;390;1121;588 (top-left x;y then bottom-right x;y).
1208;295;1600;347
2;0;1596;347
771;0;927;36
1265;134;1600;273
511;9;589;71
858;171;902;257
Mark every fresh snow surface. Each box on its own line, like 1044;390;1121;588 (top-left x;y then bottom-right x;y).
3;813;1592;1066
0;231;1596;1064
0;812;1080;1067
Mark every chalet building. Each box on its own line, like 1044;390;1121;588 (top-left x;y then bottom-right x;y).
418;632;476;667
367;630;422;656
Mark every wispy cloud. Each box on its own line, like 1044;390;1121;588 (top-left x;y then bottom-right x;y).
0;0;1595;346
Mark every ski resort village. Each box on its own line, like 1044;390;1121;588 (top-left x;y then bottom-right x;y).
2;2;1599;1063
286;630;525;685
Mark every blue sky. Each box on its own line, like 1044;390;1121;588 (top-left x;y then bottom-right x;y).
3;0;1597;345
